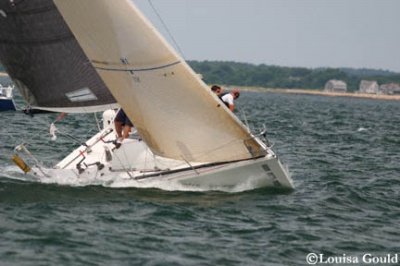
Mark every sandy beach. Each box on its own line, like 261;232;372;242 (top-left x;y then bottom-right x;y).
237;86;400;101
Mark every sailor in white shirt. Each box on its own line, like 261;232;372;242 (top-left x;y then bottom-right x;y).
221;89;240;112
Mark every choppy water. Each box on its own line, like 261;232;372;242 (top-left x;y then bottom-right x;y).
1;92;399;265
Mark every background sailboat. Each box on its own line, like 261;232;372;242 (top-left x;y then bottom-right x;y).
0;84;16;111
0;0;117;113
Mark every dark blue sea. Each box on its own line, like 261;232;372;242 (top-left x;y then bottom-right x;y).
1;91;399;265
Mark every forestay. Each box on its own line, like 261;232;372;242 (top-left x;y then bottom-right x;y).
53;0;267;162
0;0;117;112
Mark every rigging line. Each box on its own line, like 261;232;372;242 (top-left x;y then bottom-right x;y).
111;151;134;179
238;107;251;132
147;0;186;60
181;156;200;175
94;112;102;132
28;112;88;148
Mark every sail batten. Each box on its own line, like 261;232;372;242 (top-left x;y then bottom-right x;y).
92;61;181;72
53;0;266;163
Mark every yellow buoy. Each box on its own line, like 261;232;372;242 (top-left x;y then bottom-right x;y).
11;154;31;173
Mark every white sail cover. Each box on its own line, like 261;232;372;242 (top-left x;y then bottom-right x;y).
53;0;266;162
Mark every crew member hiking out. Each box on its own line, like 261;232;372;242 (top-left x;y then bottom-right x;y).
114;108;133;147
221;88;240;112
211;85;223;97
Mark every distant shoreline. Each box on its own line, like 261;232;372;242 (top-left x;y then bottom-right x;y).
1;71;399;101
237;86;400;101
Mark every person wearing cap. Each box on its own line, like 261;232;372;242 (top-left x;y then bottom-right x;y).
221;88;240;112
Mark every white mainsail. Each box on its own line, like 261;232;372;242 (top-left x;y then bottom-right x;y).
53;0;266;163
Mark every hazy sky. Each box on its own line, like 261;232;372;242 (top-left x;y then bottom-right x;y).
133;0;400;72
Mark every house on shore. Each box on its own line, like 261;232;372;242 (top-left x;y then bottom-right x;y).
324;80;347;92
359;80;379;94
379;83;400;95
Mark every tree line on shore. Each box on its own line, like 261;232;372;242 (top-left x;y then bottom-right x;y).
2;62;400;92
188;60;400;92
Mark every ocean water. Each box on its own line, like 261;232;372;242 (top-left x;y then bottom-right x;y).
1;91;399;265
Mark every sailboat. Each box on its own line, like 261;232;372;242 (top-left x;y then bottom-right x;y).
0;0;294;190
0;84;16;111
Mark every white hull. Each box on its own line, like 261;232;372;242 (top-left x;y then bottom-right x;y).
160;156;293;189
20;111;294;191
34;154;293;191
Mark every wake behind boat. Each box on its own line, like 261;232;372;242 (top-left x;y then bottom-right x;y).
0;0;294;191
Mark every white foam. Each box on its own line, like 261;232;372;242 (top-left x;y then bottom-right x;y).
108;178;205;192
2;165;263;193
0;165;38;182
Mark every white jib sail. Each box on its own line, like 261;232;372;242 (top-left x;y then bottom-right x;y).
53;0;266;163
